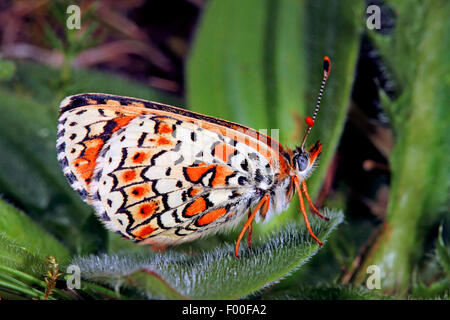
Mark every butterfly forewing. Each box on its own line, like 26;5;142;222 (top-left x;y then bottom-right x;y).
57;94;291;244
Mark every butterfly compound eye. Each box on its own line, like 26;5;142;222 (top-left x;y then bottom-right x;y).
297;154;309;172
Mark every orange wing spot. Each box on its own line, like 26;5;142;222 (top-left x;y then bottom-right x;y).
156;136;172;146
83;138;104;156
188;187;202;197
211;165;235;187
106;99;121;105
185;197;207;216
111;116;136;133
157;123;173;134
130;185;150;198
138;201;157;218
73;138;104;183
86;98;97;104
185;164;215;183
135;225;156;239
121;169;137;183
214;143;236;163
131;102;146;108
197;208;227;226
73;158;90;175
132;151;148;164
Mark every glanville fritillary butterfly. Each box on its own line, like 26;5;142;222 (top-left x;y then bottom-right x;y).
57;57;331;258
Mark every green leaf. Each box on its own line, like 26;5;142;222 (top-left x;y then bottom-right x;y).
187;0;270;130
0;235;47;276
71;210;343;299
0;199;70;265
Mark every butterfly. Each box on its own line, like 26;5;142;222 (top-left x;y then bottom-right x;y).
57;57;331;258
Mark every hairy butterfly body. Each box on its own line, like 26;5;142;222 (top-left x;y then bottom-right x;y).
57;57;331;257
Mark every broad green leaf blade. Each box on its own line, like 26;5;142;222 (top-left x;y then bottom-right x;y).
187;0;270;130
125;269;187;300
71;210;343;300
0;199;70;266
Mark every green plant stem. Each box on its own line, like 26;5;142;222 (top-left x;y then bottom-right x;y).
0;280;56;300
0;265;72;299
0;272;51;299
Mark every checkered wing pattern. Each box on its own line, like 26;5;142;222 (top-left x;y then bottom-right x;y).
57;94;292;245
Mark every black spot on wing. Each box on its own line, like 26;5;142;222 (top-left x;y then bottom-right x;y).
60;157;69;169
57;128;65;139
137;132;147;147
238;176;248;186
57;142;66;154
240;159;249;172
254;169;265;183
68;96;88;109
66;172;77;184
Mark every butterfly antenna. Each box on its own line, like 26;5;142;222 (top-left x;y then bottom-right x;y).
301;56;331;150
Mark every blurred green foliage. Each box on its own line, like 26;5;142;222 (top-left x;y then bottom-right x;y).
0;56;16;81
351;0;450;296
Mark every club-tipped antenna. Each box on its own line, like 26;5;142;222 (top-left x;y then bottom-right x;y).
300;56;331;150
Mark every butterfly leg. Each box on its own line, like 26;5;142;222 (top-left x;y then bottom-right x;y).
293;177;323;246
301;180;329;221
235;193;271;258
247;199;270;249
